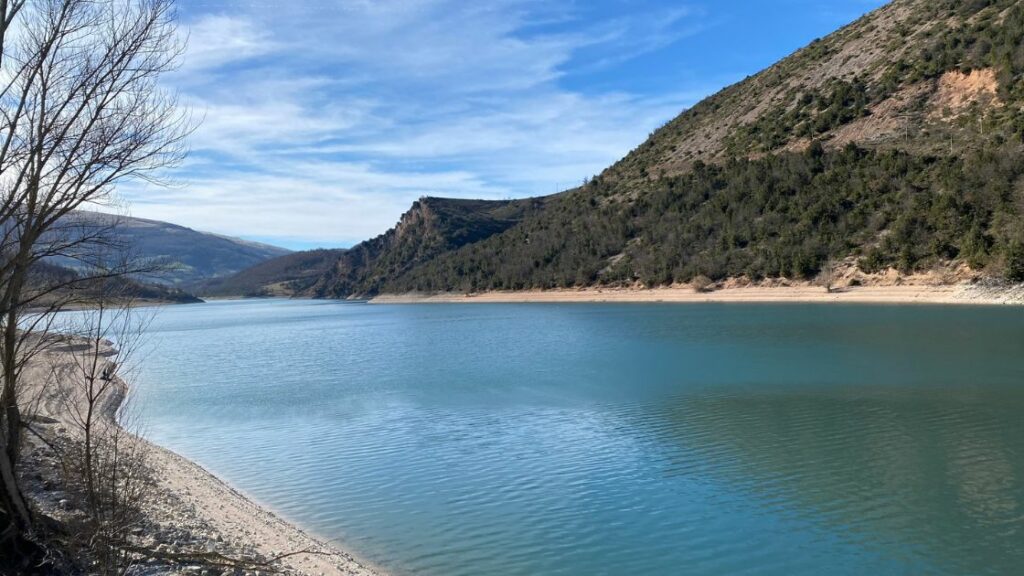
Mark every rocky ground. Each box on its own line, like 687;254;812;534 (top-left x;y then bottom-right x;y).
954;278;1024;304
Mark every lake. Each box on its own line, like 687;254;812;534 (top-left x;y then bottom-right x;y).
132;299;1024;575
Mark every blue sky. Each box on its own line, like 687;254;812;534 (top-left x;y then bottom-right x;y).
126;0;887;250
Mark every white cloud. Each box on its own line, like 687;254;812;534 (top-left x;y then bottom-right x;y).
176;14;277;73
123;0;710;247
123;161;503;245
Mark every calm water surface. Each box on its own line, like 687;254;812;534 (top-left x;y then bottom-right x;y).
132;299;1024;575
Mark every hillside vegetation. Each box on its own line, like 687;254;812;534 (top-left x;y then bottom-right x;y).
198;249;345;297
309;197;548;298
28;261;203;307
229;0;1024;298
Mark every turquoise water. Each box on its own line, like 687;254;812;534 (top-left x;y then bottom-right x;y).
132;299;1024;575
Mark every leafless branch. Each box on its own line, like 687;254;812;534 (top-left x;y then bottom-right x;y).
0;0;190;566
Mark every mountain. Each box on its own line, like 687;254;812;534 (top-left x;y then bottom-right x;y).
198;248;345;297
229;0;1024;298
308;197;549;297
69;212;291;286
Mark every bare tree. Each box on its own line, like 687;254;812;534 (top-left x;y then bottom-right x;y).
0;0;188;560
820;256;836;293
49;281;154;574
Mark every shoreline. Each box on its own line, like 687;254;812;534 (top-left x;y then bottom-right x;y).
21;340;384;576
369;283;1024;306
127;435;386;576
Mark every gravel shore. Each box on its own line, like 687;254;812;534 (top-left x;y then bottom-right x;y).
19;341;383;576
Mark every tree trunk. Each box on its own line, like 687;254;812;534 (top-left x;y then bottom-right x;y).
0;429;32;547
0;279;31;547
3;308;22;462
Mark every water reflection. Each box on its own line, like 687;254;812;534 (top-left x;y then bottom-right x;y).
648;387;1024;573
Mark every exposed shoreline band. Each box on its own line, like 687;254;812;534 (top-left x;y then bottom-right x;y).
368;284;1024;305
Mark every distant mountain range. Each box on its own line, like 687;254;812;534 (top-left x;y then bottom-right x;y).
207;0;1024;299
67;212;291;286
34;212;291;304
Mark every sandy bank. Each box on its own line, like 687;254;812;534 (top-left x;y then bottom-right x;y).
20;341;382;576
370;283;1024;305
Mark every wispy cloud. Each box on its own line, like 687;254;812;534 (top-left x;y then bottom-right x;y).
175;14;277;74
128;0;712;248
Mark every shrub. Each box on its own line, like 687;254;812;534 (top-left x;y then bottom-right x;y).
1005;241;1024;282
691;275;714;292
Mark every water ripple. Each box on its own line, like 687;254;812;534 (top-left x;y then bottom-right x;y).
131;300;1024;576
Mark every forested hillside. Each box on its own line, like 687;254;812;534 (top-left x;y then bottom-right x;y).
226;0;1024;299
307;197;549;298
198;248;345;297
28;261;203;307
381;144;1024;293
